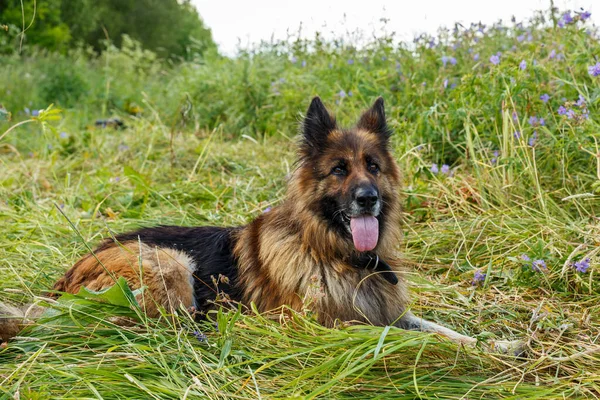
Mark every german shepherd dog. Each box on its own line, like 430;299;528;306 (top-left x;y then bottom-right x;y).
2;97;506;349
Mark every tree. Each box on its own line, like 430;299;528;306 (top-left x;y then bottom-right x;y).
0;0;216;58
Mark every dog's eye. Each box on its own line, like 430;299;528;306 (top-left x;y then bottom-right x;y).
331;166;347;176
367;162;380;174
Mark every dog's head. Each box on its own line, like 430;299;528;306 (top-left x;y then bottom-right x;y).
297;97;401;253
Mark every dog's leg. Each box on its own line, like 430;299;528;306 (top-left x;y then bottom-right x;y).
397;311;477;346
397;311;526;355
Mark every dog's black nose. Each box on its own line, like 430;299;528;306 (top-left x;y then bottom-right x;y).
355;186;379;209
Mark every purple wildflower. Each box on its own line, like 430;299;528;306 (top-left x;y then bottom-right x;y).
528;116;538;126
539;118;545;126
573;258;590;273
519;60;527;70
576;95;586;107
24;107;30;115
527;33;534;42
580;10;592;21
517;34;525;42
337;90;347;98
491;150;499;165
473;53;480;61
557;106;568;115
348;91;353;97
472;270;486;286
521;254;531;262
512;111;518;122
291;56;297;64
32;109;40;117
59;132;68;139
514;131;521;139
490;55;500;65
441;164;450;175
450;57;457;65
118;143;129;152
540;93;550;103
441;56;449;66
192;331;207;342
301;60;307;67
431;163;439;174
549;49;557;59
528;131;538;147
587;62;600;76
347;59;354;65
566;109;576;119
532;259;547;272
562;11;573;24
443;79;448;89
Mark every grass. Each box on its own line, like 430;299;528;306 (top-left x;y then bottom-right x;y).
2;5;600;399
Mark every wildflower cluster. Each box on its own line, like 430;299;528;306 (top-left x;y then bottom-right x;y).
557;95;589;123
520;254;547;272
430;163;450;175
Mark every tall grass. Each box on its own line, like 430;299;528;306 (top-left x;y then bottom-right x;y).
1;6;600;399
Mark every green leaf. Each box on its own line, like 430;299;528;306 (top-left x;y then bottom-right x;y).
76;276;141;308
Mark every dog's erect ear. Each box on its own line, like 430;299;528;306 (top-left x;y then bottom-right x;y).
302;97;336;151
357;97;392;141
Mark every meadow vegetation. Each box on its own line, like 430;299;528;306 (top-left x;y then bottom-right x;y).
1;6;600;399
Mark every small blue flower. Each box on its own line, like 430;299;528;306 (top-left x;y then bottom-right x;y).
540;93;550;103
192;331;207;342
301;60;307;67
291;56;297;64
60;132;68;139
519;60;527;70
580;10;592;21
430;163;439;174
263;207;272;213
557;106;568;115
347;59;354;65
449;57;457;65
441;56;449;66
532;259;547;272
521;254;531;262
573;258;590;273
32;109;40;117
514;131;521;139
491;150;499;165
490;55;500;65
528;131;538;147
472;270;486;286
528;116;538;126
549;49;557;59
473;53;480;61
517;34;525;42
441;164;450;175
576;95;586;107
337;90;347;98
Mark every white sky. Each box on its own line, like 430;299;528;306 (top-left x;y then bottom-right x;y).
192;0;595;55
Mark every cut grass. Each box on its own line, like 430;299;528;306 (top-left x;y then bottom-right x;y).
1;115;600;398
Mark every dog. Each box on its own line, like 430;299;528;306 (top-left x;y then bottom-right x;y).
2;97;514;350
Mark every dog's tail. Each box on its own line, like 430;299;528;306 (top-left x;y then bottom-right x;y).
0;302;45;342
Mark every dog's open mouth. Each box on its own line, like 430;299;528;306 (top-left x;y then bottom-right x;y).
349;215;379;252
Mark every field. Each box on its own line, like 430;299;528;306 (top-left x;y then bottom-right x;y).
1;7;600;399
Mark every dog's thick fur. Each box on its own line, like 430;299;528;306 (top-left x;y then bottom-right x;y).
1;97;480;346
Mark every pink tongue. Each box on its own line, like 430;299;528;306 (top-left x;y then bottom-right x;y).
350;216;379;252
